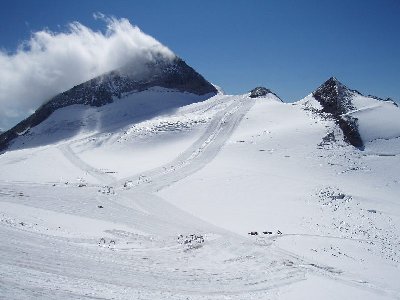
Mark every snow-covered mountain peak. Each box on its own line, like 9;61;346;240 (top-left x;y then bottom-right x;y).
311;77;397;116
309;77;370;148
299;77;400;149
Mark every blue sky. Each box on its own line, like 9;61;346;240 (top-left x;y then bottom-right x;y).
1;0;399;103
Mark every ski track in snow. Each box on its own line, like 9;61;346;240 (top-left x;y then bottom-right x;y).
58;143;116;185
117;94;255;191
0;93;399;299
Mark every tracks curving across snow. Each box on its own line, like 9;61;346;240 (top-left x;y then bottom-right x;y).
117;95;256;192
58;142;116;185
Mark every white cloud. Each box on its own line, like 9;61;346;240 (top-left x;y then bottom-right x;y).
0;15;175;131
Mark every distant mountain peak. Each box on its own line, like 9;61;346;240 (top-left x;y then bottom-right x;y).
321;77;356;90
326;76;342;85
249;87;272;98
249;87;283;102
312;77;363;149
313;77;355;116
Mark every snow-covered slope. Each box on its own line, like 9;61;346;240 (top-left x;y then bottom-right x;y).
0;79;399;299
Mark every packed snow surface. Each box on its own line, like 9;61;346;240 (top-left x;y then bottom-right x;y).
0;89;399;299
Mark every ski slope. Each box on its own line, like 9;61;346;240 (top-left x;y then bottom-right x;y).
0;89;399;299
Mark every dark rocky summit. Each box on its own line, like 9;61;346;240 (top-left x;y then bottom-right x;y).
250;87;272;98
249;87;283;101
312;77;364;149
0;57;217;152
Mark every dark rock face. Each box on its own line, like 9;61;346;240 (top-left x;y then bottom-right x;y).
312;77;364;149
337;116;363;148
249;87;283;101
313;77;356;115
250;87;273;98
0;57;217;152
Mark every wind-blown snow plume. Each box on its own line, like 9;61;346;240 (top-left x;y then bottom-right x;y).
0;15;175;131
